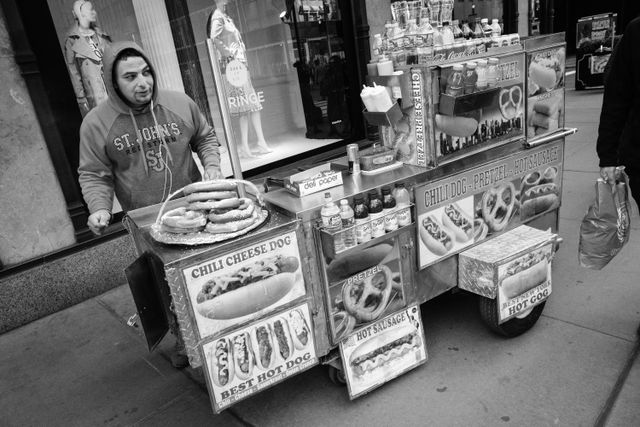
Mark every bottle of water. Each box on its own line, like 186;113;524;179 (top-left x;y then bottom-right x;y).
339;199;356;248
321;192;344;252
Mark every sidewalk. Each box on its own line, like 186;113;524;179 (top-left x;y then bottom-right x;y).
1;74;639;426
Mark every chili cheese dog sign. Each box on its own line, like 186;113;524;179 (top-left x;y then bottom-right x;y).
339;305;427;399
416;139;563;269
182;231;306;339
201;303;317;413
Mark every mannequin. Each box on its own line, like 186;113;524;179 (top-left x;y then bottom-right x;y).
208;0;272;158
64;0;111;116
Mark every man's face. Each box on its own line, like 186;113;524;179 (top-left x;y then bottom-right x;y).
115;56;153;106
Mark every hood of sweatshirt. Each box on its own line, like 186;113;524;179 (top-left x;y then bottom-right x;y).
102;41;158;114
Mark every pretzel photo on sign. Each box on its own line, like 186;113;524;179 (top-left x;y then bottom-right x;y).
341;265;394;323
498;85;523;120
480;182;517;233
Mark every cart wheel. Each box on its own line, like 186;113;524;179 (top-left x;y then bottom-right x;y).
478;296;546;338
327;365;347;386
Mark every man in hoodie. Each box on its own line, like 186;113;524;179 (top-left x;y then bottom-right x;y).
596;17;640;209
78;41;222;235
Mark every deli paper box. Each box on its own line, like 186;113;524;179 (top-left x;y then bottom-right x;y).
284;163;343;197
458;225;555;299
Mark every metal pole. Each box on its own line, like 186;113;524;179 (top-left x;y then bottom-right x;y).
206;39;245;194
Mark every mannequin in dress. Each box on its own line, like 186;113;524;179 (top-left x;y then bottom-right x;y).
208;0;272;158
64;0;111;116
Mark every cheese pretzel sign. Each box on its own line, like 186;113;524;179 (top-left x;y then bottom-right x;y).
342;265;393;322
499;85;523;120
481;182;516;232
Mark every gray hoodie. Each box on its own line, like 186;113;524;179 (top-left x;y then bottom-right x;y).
78;41;220;213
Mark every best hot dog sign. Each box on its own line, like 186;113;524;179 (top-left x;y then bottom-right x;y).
416;139;563;269
182;231;306;339
201;303;318;413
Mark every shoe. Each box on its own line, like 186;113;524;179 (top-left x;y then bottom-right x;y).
170;342;189;369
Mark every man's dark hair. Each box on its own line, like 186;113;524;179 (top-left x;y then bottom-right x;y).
116;48;145;65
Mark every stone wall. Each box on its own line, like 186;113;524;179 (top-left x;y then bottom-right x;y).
0;8;76;267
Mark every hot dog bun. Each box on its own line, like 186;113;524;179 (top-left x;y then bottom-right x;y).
326;243;393;283
502;259;548;299
349;324;421;378
441;203;473;243
272;317;294;362
288;309;311;351
231;332;254;380
209;337;235;387
251;324;275;371
435;114;479;137
419;215;453;256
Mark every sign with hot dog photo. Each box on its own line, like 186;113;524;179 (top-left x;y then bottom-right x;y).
201;303;317;413
416;140;563;269
322;240;406;345
339;305;427;399
182;231;306;340
526;45;566;140
434;52;525;164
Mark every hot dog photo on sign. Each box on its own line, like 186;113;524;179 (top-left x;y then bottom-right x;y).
473;178;520;242
202;303;318;413
183;231;306;339
519;166;560;221
418;197;475;267
325;240;406;343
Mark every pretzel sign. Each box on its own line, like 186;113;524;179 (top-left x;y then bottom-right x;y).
499;85;523;120
342;265;393;322
481;182;516;232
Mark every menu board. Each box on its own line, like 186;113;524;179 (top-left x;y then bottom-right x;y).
181;230;306;340
201;303;317;413
339;305;427;399
321;238;407;345
526;44;566;140
416;139;563;269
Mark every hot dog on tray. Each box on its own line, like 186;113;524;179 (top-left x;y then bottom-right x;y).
231;332;254;380
441;203;473;243
209;337;235;387
419;215;453;256
501;251;549;299
349;324;421;379
195;255;300;320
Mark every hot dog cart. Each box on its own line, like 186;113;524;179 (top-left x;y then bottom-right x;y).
124;31;575;410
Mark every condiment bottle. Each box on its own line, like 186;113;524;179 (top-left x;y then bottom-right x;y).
339;199;356;248
461;21;473;39
368;190;385;238
452;19;463;39
445;64;464;96
354;196;371;244
320;192;344;252
463;61;478;94
476;59;488;91
377;53;394;76
490;19;502;36
392;183;412;227
487;57;499;87
381;186;398;232
441;21;454;45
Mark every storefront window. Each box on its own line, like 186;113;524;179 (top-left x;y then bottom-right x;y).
47;0;358;183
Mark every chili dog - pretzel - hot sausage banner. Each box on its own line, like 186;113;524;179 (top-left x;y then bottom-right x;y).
182;230;306;340
339;305;427;399
415;140;563;270
201;303;318;413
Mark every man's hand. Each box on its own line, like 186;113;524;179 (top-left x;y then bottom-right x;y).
204;166;223;180
87;209;111;235
600;166;619;185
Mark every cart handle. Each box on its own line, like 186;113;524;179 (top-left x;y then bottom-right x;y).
153;179;265;226
523;128;578;149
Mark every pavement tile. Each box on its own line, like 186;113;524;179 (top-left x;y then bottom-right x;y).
230;293;633;426
0;299;236;427
606;343;640;427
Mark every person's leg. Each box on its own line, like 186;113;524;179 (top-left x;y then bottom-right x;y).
237;114;255;158
250;110;272;153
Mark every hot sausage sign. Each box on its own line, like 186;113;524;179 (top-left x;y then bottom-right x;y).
416;139;563;269
201;303;317;413
182;231;306;339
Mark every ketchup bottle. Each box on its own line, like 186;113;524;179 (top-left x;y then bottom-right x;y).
354;196;371;244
